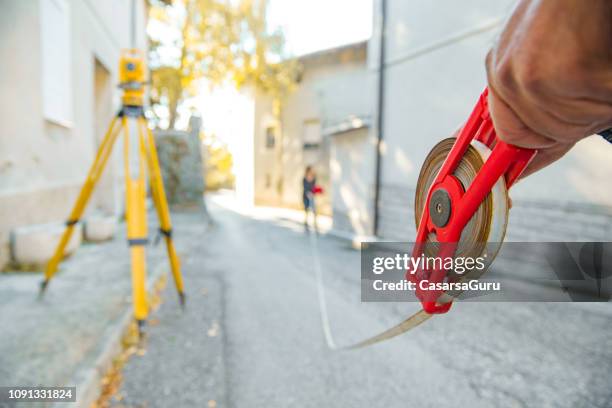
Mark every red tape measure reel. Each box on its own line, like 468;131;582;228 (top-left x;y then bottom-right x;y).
410;88;537;315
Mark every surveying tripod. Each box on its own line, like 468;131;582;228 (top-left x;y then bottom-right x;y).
40;50;186;330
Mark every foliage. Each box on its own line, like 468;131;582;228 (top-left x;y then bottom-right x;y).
149;0;299;129
202;134;235;191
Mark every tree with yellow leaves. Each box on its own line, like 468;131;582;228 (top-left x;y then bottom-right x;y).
149;0;299;129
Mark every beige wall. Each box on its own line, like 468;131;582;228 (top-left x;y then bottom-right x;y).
0;0;147;268
253;94;281;206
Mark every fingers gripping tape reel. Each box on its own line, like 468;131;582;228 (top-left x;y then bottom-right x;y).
411;88;536;315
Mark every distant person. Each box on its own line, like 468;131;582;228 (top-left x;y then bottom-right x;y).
303;166;318;232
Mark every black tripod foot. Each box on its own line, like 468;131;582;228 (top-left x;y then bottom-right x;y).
178;292;186;310
38;280;49;299
136;319;146;338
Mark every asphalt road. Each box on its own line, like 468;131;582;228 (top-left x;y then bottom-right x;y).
113;202;612;408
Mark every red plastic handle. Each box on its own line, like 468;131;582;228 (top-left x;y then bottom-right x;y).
410;88;537;314
474;88;536;189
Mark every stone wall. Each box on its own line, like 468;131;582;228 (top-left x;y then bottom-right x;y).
154;130;205;209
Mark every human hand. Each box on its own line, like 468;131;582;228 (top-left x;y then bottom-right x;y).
486;0;612;177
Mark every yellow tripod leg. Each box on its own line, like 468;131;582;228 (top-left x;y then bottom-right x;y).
41;116;122;294
139;117;186;307
124;116;149;329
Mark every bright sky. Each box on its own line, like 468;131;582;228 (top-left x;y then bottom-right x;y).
267;0;373;56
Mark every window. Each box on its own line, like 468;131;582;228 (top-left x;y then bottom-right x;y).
265;173;272;188
265;126;276;149
40;0;72;127
303;120;321;150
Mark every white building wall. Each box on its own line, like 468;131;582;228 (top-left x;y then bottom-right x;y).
0;0;147;268
330;128;376;237
372;0;612;241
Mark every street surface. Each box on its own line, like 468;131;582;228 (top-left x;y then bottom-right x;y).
0;227;167;392
111;196;612;408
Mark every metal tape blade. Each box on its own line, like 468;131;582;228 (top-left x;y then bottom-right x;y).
342;310;432;350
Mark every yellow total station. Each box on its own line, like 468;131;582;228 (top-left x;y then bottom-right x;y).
119;49;146;107
40;49;185;334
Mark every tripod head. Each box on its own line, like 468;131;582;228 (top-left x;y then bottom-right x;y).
119;49;146;108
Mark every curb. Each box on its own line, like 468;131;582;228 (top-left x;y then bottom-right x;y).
52;263;168;408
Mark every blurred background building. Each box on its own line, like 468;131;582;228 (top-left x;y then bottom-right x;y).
0;0;148;269
253;41;370;217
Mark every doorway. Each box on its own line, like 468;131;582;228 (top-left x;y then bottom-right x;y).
92;57;118;215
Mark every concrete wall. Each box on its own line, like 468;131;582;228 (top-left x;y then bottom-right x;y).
371;0;612;241
330;128;376;237
0;0;147;268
